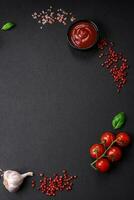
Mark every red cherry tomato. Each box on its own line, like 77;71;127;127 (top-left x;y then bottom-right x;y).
116;132;130;147
95;158;110;173
101;132;115;147
89;144;105;159
107;146;122;162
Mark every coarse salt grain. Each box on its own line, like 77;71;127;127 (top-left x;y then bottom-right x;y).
32;6;76;29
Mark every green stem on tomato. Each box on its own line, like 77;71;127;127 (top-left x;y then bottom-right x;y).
90;139;118;169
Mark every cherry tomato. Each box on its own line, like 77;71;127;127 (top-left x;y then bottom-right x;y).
101;131;115;147
116;132;130;147
107;146;122;162
89;144;105;159
95;158;110;173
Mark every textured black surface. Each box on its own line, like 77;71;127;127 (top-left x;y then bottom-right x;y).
0;0;134;200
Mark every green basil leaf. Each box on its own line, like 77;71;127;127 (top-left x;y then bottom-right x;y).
1;22;15;31
112;112;126;129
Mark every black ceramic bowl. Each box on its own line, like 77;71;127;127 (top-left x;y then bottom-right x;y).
67;19;99;50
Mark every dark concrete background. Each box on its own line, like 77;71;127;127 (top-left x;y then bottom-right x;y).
0;0;133;199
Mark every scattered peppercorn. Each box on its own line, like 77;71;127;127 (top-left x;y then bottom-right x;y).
31;170;77;196
98;39;128;93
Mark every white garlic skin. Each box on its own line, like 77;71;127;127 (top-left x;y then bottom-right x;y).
3;170;33;192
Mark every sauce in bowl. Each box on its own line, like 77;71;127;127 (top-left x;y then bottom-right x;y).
68;20;98;49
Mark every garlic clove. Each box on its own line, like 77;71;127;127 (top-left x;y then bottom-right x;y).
2;170;33;192
21;172;33;178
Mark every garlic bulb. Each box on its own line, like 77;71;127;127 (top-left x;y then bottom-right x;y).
1;170;33;192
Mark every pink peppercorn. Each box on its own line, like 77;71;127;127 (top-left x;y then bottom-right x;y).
31;170;77;196
98;39;128;93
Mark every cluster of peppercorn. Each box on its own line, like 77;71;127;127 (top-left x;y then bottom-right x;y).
89;131;130;173
31;170;77;196
98;39;128;93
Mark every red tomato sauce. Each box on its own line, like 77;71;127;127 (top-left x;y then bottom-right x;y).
69;21;98;49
